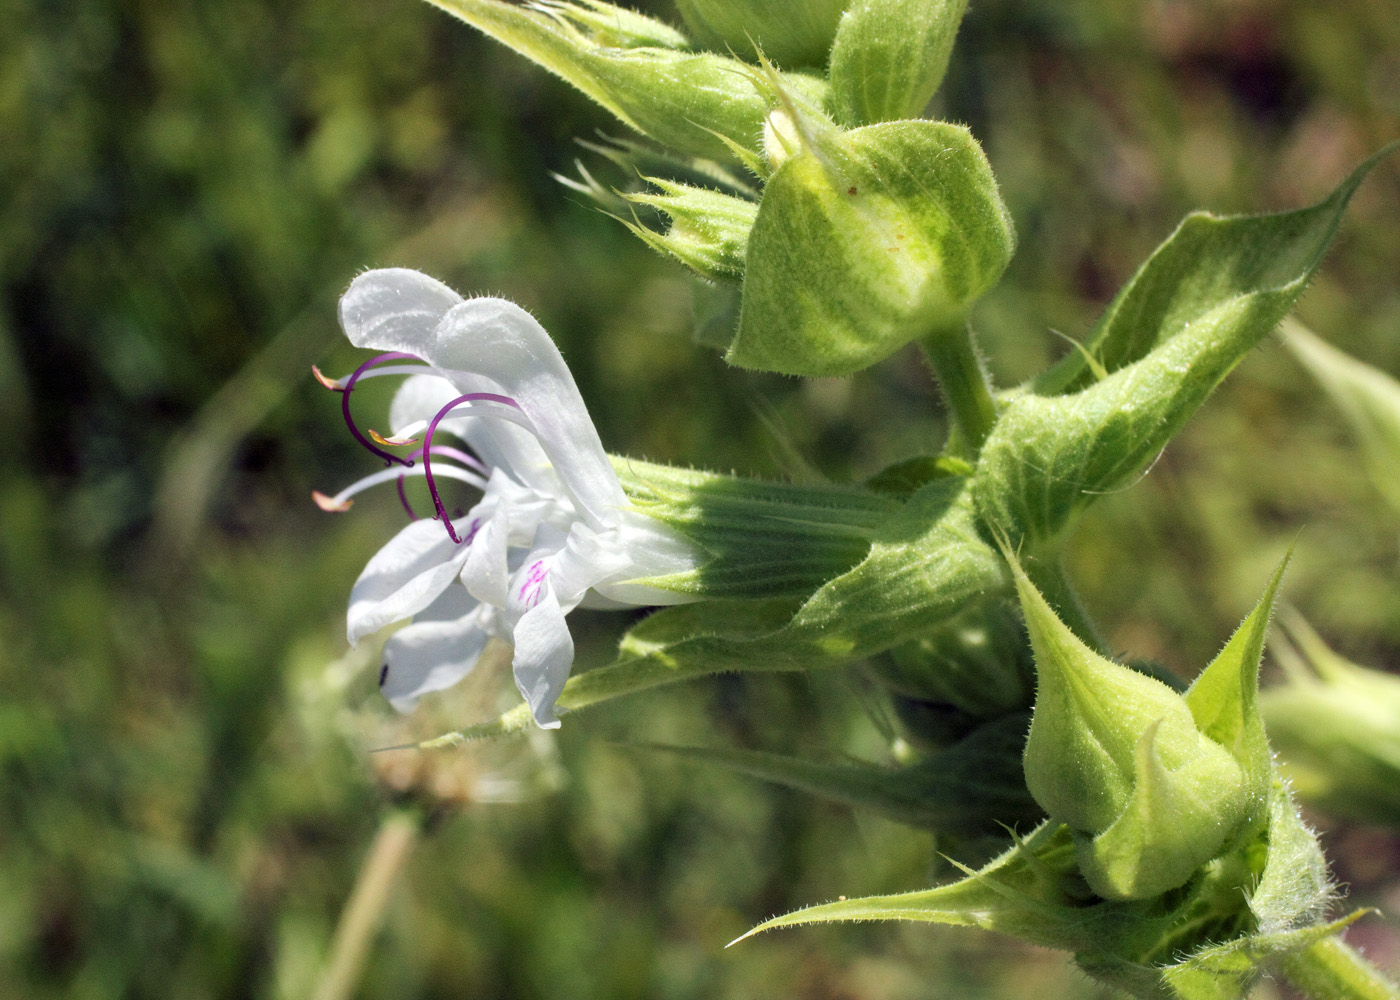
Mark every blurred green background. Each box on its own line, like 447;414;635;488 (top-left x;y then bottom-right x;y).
3;0;1399;997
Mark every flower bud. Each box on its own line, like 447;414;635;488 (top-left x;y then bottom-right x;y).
829;0;969;125
673;0;846;69
429;0;828;165
1009;550;1263;900
727;111;1013;376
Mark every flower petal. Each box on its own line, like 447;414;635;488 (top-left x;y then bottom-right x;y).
348;519;473;643
590;510;705;606
430;298;626;528
380;592;499;712
509;587;574;729
339;268;462;356
460;502;511;608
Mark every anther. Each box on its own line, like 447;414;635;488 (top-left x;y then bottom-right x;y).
370;428;420;447
312;491;353;512
312;365;345;391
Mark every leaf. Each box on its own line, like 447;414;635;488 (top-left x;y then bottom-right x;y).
728;119;1014;376
1284;317;1400;516
731;821;1102;950
828;0;969;126
975;148;1394;545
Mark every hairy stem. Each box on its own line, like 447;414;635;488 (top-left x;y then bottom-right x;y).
1280;936;1400;1000
312;809;421;1000
921;321;998;453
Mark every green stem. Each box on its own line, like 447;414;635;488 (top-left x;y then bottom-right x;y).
312;809;422;1000
921;321;998;453
1280;936;1400;1000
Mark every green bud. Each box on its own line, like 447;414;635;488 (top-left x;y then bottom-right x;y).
428;0;829;165
1284;318;1400;517
1009;548;1258;900
672;0;846;69
829;0;969;126
621;178;758;282
1262;612;1400;825
728;115;1014;376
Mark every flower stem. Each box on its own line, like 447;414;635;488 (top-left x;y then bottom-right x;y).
921;321;998;454
1279;936;1400;1000
312;809;421;1000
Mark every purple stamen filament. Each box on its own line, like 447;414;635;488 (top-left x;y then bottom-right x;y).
422;392;523;543
339;352;427;467
395;475;417;520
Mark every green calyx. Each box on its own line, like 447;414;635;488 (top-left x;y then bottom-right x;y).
1008;545;1284;901
426;0;829;165
613;456;900;600
829;0;970;126
728;113;1014;376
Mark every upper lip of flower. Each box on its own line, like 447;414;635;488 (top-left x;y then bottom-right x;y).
313;268;699;728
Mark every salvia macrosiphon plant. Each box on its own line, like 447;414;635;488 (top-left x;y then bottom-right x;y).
310;1;1400;996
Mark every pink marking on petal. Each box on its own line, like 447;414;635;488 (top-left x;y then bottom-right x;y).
518;559;548;608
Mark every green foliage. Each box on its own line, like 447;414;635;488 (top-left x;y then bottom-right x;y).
10;0;1400;996
728;118;1014;375
975;151;1389;547
828;0;969;126
425;0;829;165
737;777;1355;1000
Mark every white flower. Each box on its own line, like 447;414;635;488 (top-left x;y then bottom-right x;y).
314;268;701;728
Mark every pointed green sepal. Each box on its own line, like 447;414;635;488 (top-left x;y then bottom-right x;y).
828;0;969;126
976;147;1394;545
621;179;758;281
426;0;828;164
1182;551;1289;830
728;117;1014;376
